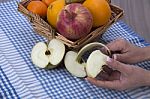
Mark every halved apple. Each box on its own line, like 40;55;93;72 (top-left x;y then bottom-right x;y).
64;42;110;78
31;39;65;69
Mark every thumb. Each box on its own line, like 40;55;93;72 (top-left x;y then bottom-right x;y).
106;57;131;75
112;54;125;62
113;54;131;63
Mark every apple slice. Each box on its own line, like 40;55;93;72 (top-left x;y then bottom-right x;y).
86;50;108;78
64;51;86;77
31;39;65;69
76;42;111;62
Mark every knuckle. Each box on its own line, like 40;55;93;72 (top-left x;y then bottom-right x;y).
127;66;134;74
114;60;120;67
115;38;126;48
118;38;126;44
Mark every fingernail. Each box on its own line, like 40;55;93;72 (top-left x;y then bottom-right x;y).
85;78;87;80
112;54;117;60
107;57;112;62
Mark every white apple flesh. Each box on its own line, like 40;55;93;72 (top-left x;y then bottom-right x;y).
64;51;86;77
64;42;110;78
31;42;49;68
31;39;65;69
86;50;108;78
48;39;65;65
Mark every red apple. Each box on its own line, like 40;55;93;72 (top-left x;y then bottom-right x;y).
56;3;93;40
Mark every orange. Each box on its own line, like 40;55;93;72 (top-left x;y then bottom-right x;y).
47;0;65;28
42;0;56;6
83;0;111;27
27;1;47;18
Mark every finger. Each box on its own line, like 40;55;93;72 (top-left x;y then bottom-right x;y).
106;57;131;75
108;71;121;81
112;54;131;63
96;70;109;80
86;77;121;90
98;47;110;56
102;65;113;75
112;54;125;62
106;38;125;52
101;47;108;54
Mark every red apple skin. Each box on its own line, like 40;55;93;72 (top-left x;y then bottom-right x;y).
56;3;93;40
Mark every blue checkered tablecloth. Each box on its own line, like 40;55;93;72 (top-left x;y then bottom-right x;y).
0;0;150;99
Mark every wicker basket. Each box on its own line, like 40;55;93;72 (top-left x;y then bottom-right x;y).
18;0;123;50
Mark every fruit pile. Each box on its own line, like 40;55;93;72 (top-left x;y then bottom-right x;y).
28;0;112;78
27;0;111;40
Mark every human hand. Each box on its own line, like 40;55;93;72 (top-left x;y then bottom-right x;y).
86;57;150;91
106;38;147;64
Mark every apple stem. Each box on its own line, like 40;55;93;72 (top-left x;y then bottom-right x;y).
65;0;85;4
64;9;77;20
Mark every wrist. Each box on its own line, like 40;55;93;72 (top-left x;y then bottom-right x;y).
138;46;150;62
142;46;150;61
143;70;150;86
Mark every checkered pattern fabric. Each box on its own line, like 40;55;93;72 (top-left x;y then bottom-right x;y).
0;0;150;99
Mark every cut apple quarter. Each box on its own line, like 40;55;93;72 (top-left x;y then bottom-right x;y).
86;50;108;78
31;39;65;69
64;51;87;77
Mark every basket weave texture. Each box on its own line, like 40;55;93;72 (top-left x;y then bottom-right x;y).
18;0;123;50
